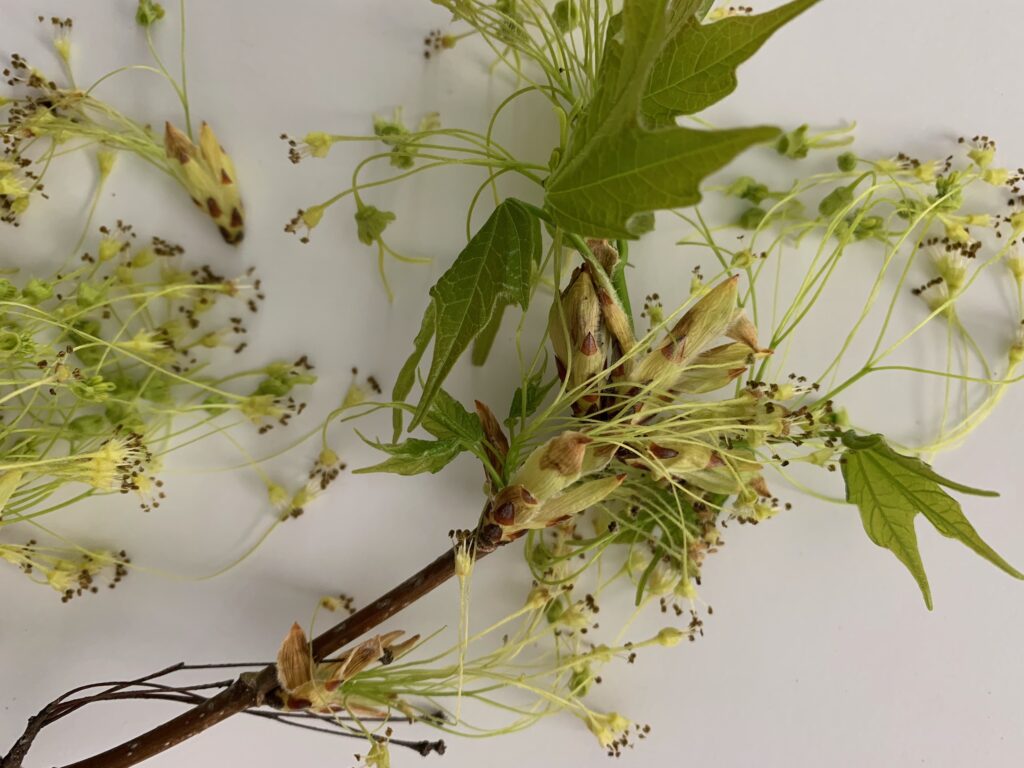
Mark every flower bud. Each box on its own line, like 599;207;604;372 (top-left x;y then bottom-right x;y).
596;282;636;360
511;431;591;501
563;270;605;411
475;400;509;475
486;483;540;529
655;627;685;647
836;151;857;172
674;342;769;394
164;122;244;244
552;0;581;31
630;275;740;388
276;622;312;693
511;473;625;534
642;441;714;481
1010;326;1024;367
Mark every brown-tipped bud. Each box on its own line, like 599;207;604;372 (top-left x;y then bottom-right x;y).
164;121;245;244
564;270;605;410
586;238;620;275
674;343;770;394
475;399;509;475
631;275;740;386
644;442;714;481
486;483;540;528
511;473;626;534
597;283;636;362
512;431;591;502
726;311;764;351
328;632;391;683
276;622;312;693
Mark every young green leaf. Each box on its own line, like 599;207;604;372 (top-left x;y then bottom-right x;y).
407;198;541;428
471;304;506;366
355;435;463;476
422;389;484;446
392;300;435;441
544;0;778;239
643;0;820;122
840;431;1022;609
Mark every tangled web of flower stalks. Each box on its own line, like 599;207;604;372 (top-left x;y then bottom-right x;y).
0;7;245;244
272;1;1024;759
0;222;334;601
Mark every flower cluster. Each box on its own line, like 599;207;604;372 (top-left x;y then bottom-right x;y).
0;223;316;597
1;11;244;242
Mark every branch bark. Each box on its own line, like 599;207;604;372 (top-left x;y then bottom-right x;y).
3;539;496;768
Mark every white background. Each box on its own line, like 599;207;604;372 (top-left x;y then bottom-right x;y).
2;1;1024;767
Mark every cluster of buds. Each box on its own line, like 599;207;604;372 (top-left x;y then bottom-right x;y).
164;122;245;244
479;431;621;547
549;244;770;416
547;239;637;412
478;252;787;551
275;622;419;715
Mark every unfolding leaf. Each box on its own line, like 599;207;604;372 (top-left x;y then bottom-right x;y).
392;300;435;441
407;199;540;428
643;0;820;122
840;431;1021;609
422;389;483;447
355;435;463;476
544;0;778;239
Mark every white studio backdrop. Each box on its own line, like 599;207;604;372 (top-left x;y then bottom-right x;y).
1;2;1023;767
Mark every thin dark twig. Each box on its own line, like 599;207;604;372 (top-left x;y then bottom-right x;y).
2;536;498;768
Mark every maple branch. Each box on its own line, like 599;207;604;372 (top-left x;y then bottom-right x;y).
2;535;499;768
